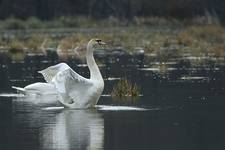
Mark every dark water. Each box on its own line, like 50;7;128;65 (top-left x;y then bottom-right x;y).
0;54;225;150
1;97;225;150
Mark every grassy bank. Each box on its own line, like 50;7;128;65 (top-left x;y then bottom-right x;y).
0;16;225;66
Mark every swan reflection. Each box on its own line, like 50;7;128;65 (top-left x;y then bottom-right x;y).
39;109;104;150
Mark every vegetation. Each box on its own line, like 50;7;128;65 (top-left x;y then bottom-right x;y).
0;0;224;22
0;16;130;29
7;40;25;62
1;17;26;29
111;78;140;104
26;34;47;53
178;25;225;57
0;14;224;66
0;11;221;30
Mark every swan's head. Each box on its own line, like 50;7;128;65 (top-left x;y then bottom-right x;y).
74;39;106;58
87;39;106;51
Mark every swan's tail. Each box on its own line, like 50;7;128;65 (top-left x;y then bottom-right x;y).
12;86;26;94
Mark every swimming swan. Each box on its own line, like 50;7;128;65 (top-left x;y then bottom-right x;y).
12;39;105;108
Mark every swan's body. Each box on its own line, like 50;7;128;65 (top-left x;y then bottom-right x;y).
12;39;105;108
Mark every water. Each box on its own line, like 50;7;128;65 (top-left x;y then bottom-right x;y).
1;96;225;150
0;54;225;149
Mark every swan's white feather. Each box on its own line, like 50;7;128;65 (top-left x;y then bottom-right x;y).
38;62;98;107
12;86;26;94
51;68;93;106
38;63;70;83
24;82;57;95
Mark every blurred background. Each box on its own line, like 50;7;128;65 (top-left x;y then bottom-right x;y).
0;0;224;20
0;0;224;28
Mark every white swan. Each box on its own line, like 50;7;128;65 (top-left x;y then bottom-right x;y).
12;39;105;108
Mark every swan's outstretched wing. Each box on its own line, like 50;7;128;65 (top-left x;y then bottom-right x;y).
52;68;93;106
39;63;93;106
38;63;70;83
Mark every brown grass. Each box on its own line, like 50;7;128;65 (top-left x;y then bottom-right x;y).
0;19;225;65
111;78;140;104
178;25;225;57
8;40;25;62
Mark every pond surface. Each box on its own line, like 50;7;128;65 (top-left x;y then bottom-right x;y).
0;54;225;150
1;96;225;150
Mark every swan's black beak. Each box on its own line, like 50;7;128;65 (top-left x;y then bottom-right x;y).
96;39;107;45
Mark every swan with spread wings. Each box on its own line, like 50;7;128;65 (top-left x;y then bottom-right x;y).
13;39;105;108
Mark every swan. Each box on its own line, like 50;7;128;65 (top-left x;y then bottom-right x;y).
12;39;106;108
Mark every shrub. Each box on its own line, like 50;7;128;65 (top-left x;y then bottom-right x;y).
4;17;26;30
58;16;79;28
56;16;96;28
133;16;180;26
26;17;43;29
187;10;221;26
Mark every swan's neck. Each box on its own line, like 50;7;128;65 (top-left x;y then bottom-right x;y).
86;49;103;80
